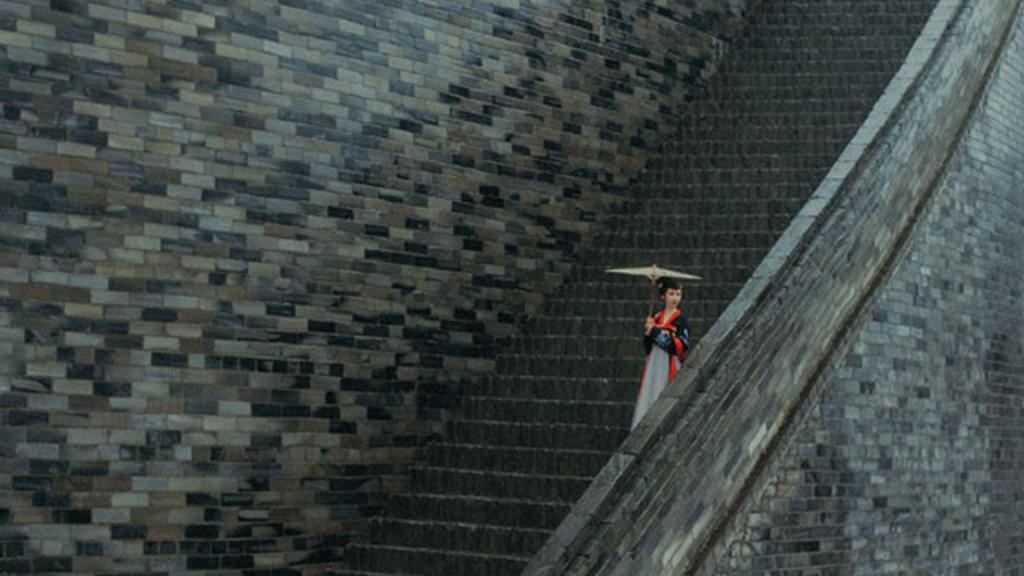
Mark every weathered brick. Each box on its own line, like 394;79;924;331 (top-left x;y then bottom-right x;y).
0;0;754;573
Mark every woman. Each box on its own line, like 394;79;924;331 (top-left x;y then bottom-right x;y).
631;277;690;429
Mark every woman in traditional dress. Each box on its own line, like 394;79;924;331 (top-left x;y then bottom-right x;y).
631;277;690;429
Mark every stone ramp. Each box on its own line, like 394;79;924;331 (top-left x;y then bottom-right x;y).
334;1;938;574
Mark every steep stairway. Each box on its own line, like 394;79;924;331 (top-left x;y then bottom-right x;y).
336;1;939;574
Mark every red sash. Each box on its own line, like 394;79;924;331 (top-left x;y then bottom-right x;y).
653;310;685;380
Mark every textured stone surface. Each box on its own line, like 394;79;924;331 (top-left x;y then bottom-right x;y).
704;4;1024;574
0;0;744;573
523;1;1024;575
348;0;937;574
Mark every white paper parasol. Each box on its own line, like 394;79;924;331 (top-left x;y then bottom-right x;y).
606;264;701;315
605;264;702;282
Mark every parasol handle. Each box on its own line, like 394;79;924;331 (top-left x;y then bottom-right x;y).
648;263;657;316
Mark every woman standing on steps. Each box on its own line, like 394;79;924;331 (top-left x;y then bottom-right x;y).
631;277;690;429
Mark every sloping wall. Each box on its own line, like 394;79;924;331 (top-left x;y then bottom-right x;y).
524;1;1024;574
703;4;1024;572
337;1;939;573
0;0;746;573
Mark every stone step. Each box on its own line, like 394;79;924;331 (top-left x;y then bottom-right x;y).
593;233;782;253
501;326;711;354
681;121;863;144
585;230;782;253
474;375;634;401
662;139;845;161
510;317;675;341
458;396;633;426
673;109;873;126
368;518;550;557
385;492;572;529
684;96;877;115
446;419;628;451
738;32;923;52
520;300;722;325
732;46;917;62
754;0;932;10
588;233;787;256
725;70;894;89
493;353;647;379
729;57;909;77
748;13;930;30
647;150;839;170
421;443;613;478
505;334;640;358
513;321;717;348
601;213;804;235
586;241;781;263
512;315;720;342
344;544;527;576
527;288;732;309
525;300;726;323
709;83;888;101
594;215;787;236
660;137;849;158
532;276;753;302
538;272;745;292
325;565;409;569
512;318;642;341
630;181;812;201
531;285;736;307
731;51;909;66
624;197;808;216
501;330;712;356
758;0;933;9
625;187;800;202
515;317;694;340
665;153;842;171
746;11;931;32
410;466;593;502
664;145;849;163
755;8;930;18
526;303;730;333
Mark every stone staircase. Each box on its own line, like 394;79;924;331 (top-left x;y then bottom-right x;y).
334;1;938;574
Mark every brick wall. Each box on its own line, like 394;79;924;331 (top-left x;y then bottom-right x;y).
0;0;745;573
524;1;1024;574
706;4;1024;572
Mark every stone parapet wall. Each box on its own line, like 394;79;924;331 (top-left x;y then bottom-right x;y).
0;0;744;573
705;3;1024;572
524;0;1024;574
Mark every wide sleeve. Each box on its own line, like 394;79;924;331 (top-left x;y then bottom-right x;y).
648;313;684;356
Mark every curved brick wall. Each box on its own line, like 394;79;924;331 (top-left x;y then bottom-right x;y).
524;0;1024;574
703;4;1024;572
0;0;747;573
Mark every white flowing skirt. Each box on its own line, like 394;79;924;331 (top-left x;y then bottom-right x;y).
631;347;679;429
